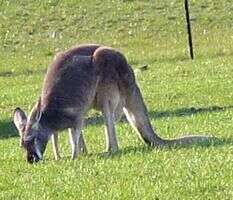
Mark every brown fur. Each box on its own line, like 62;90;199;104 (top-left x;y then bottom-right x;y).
13;44;212;163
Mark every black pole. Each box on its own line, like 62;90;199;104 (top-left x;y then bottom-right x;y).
184;0;194;59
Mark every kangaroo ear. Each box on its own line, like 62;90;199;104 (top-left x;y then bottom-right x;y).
13;107;27;147
13;107;27;134
35;97;42;122
29;97;42;127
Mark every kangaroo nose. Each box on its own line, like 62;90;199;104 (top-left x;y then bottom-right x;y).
27;153;41;164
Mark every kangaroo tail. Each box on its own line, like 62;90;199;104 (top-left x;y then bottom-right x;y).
158;135;213;147
123;83;213;147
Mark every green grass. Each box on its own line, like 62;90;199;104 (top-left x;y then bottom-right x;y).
0;0;233;199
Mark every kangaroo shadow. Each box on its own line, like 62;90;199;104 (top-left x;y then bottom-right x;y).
96;137;233;159
0;120;17;140
86;105;233;126
149;105;233;119
0;69;46;78
1;105;233;140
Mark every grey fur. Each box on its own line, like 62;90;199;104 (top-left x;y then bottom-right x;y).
13;44;212;163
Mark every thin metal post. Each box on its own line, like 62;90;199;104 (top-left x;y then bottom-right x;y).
184;0;194;59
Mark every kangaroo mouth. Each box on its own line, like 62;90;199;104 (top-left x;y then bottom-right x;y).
27;152;42;164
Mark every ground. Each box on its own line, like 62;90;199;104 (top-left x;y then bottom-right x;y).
0;0;233;199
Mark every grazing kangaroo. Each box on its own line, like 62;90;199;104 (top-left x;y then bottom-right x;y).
13;44;211;163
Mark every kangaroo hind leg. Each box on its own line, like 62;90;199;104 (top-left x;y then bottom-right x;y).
102;99;119;153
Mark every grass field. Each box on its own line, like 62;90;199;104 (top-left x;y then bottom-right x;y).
0;0;233;199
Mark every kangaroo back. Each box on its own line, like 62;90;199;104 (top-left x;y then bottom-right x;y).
93;47;136;92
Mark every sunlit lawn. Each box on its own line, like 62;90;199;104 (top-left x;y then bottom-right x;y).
0;0;233;199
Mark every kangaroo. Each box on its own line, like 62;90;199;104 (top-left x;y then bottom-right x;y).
13;44;212;163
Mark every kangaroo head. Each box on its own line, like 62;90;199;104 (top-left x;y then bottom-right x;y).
13;98;50;163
